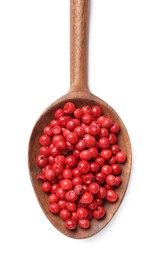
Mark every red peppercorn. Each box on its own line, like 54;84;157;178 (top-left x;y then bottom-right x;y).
111;164;121;175
74;108;84;119
39;146;50;156
45;169;56;181
115;176;122;187
65;219;77;230
81;192;93;204
42;164;51;174
101;165;112;175
82;114;94;125
49;203;61;214
82;185;88;193
99;137;110;149
58;199;67;209
52;163;63;175
54;155;65;165
110;123;120;134
91;105;102;118
99;128;109;138
54;108;64;119
52;134;64;145
78;219;90;229
56;187;66;200
66;119;77;131
76;139;86;151
93;206;106;219
41;182;51;193
101;118;113;128
61;179;73;191
90;162;100;173
87;200;98;211
72;176;83;186
62;128;70;138
73;149;80;159
63;102;75;114
97;116;105;125
82;173;95;185
50;119;59;127
43;126;53;136
82;105;91;114
104;183;114;191
100;149;112;160
89;124;100;136
74;126;85;137
95;157;106;167
95;172;106;184
65;190;78;202
115;151;127;163
95;198;104;206
109;133;117;145
51;184;59;194
66;132;78;144
48;194;59;204
36;102;127;231
52;125;62;135
74;184;84;195
83;134;96;148
106;190;118;203
49;147;60;158
39;135;51;146
66;201;77;212
108;156;117;165
36;173;46;181
58;116;70;127
76;207;88;219
71;212;78;221
88;182;100;194
110;145;120;155
55;140;67;150
82;125;90;134
80;150;92;161
106;175;116;186
65;155;77;167
97;187;106;199
36;155;48;167
89;147;99;159
66;142;75;152
63;168;73;179
59;209;71;220
72;168;81;177
78;160;90;174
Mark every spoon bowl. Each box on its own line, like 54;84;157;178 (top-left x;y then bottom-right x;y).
28;0;132;239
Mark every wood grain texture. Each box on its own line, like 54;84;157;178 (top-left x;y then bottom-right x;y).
70;0;89;92
28;0;132;239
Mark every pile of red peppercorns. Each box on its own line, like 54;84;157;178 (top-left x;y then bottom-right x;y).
36;102;127;230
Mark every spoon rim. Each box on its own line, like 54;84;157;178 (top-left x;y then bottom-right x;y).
28;91;132;239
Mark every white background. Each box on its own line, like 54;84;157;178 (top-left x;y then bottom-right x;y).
0;0;164;259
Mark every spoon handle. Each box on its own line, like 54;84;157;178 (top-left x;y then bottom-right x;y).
70;0;90;92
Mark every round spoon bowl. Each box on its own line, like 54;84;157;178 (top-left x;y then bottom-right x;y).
28;90;132;239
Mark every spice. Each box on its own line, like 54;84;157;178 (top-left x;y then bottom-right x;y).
36;102;127;230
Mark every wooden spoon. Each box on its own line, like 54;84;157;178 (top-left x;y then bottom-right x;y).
28;0;132;239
